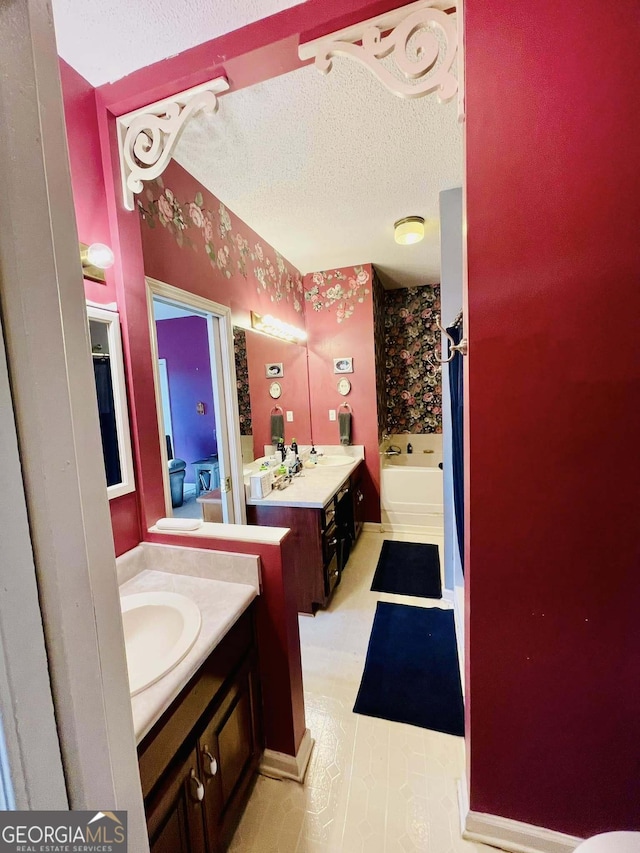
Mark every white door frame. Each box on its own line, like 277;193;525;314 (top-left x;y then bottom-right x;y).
0;310;67;810
0;1;148;847
157;358;174;450
146;276;246;524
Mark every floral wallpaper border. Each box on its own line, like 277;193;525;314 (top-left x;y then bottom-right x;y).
384;285;442;434
304;265;371;323
138;177;304;313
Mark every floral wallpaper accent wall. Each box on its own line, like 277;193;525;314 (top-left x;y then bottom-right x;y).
139;175;304;314
304;265;371;322
384;285;442;434
372;269;388;442
233;328;252;436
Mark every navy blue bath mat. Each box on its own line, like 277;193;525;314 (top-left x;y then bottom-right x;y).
353;602;464;736
371;540;442;599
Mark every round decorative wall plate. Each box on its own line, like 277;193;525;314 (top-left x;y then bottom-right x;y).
269;381;282;399
337;378;351;396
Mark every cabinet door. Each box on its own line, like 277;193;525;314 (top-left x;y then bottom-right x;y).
146;747;207;853
198;657;262;849
352;477;365;540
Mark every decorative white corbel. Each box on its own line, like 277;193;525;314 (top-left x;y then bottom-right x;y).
117;77;229;211
299;0;458;104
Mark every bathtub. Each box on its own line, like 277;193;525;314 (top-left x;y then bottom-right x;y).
380;451;444;535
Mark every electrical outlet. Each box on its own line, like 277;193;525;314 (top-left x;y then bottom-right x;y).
329;409;337;421
286;411;293;422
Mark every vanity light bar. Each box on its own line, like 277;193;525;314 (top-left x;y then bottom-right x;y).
250;311;307;343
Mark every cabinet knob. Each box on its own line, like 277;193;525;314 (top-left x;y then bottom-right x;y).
202;747;218;777
189;768;205;802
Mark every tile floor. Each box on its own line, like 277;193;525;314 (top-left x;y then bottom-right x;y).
230;530;492;853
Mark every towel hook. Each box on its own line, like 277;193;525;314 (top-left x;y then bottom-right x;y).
270;404;284;415
431;314;468;364
339;402;353;412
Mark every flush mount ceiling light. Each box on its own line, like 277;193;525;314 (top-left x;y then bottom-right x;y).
394;216;425;245
80;242;115;282
251;311;307;344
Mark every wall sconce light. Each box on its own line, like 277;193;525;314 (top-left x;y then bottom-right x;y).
251;311;307;344
394;216;425;245
80;242;115;283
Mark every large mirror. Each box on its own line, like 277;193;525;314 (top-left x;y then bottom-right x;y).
233;326;312;464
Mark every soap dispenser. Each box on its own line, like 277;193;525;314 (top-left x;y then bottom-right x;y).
407;442;413;454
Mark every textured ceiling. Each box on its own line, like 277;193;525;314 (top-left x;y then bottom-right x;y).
51;0;305;86
51;0;463;286
174;61;463;287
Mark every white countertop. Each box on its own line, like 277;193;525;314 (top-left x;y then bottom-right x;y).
121;569;257;743
246;453;364;509
148;521;290;544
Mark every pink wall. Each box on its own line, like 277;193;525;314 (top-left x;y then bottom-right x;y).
245;333;312;458
465;0;640;835
60;60;142;557
156;316;217;480
304;265;381;522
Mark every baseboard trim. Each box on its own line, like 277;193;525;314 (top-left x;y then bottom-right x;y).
362;522;382;533
457;778;470;839
259;728;314;784
461;806;583;853
380;522;444;536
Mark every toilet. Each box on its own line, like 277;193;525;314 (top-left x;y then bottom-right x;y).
574;834;640;853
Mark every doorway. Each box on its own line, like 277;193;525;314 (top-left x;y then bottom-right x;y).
146;278;246;524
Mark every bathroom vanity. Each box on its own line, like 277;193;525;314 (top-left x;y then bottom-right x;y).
139;607;261;853
246;454;364;614
117;545;263;853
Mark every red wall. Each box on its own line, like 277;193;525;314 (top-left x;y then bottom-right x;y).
465;0;640;836
304;265;381;522
245;333;312;458
60;60;142;557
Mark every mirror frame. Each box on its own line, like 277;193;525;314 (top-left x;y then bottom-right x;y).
86;304;135;500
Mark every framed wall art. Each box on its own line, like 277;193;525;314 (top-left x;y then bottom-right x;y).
333;357;353;374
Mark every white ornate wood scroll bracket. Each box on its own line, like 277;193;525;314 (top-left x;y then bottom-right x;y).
117;77;230;211
299;0;459;107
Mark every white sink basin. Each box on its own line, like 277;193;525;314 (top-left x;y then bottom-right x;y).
120;591;202;696
316;455;354;467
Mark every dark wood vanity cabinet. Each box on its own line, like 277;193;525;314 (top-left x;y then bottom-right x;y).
146;747;207;853
140;607;262;853
350;469;365;541
246;463;363;614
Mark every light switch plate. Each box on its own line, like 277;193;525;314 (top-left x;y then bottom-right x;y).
286;411;293;422
329;409;337;421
